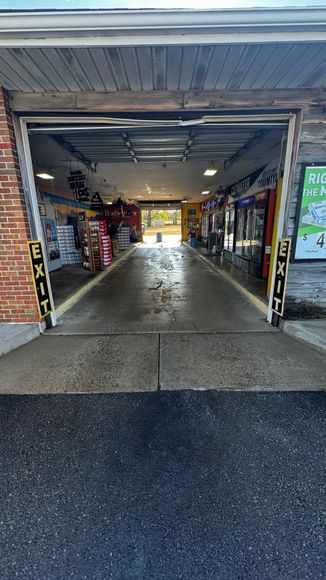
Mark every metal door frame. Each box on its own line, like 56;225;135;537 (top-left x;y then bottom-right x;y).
13;110;299;326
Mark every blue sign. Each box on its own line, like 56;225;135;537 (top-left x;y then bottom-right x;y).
238;196;255;208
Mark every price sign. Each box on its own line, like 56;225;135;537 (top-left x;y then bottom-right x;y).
294;164;326;261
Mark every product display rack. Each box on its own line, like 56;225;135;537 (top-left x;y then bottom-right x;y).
117;226;130;250
79;219;104;272
89;220;103;272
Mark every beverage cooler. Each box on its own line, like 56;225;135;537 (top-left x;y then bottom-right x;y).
225;190;276;279
223;206;235;262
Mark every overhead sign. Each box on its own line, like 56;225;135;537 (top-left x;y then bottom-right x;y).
294;164;326;261
256;165;279;191
271;238;291;317
38;203;46;216
90;192;103;205
68;170;90;201
27;240;53;319
229;165;266;198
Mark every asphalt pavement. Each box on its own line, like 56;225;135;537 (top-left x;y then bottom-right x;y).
0;391;325;579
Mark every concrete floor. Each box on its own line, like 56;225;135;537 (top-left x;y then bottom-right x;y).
51;244;269;334
50;264;98;306
195;243;268;303
0;244;326;393
0;391;325;579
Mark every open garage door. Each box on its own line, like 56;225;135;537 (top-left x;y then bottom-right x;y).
14;110;298;325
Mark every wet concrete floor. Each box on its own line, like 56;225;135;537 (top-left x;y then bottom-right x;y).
51;244;269;334
1;244;326;393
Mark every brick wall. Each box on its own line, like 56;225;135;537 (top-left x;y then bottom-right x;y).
0;87;40;323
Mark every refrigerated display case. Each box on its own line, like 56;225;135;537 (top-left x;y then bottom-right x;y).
223;206;235;262
233;193;268;278
201;214;209;241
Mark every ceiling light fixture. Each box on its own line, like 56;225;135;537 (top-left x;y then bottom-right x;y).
201;191;210;195
36;172;54;180
204;162;218;177
181;200;187;204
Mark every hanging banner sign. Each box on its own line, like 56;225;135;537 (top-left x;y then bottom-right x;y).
271;238;291;317
90;192;103;205
229;165;266;198
27;240;53;319
256;165;279;191
294;164;326;261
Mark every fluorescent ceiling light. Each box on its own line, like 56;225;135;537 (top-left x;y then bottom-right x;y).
181;200;187;204
36;172;54;180
204;168;217;176
201;191;210;195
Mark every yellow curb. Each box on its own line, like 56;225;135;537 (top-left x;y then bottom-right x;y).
55;245;138;320
185;243;268;317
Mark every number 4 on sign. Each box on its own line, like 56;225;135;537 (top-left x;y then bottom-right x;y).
317;233;325;248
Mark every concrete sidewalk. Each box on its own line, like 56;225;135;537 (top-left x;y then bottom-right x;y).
283;319;326;353
0;330;325;393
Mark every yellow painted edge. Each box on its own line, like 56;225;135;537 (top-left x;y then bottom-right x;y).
55;244;138;319
185;243;268;316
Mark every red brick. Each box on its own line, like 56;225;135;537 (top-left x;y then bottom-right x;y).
0;87;40;323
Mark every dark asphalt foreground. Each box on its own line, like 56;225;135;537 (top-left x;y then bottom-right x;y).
0;391;325;579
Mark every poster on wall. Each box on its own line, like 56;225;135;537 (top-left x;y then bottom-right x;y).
294;164;326;260
42;218;60;261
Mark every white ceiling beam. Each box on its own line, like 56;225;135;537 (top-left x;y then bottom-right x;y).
1;32;326;48
0;8;325;47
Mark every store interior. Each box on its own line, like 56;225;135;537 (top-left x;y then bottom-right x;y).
28;114;287;309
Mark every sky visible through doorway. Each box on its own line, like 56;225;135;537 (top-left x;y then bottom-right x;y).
0;1;323;9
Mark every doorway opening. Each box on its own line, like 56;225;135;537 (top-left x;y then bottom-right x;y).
141;208;182;246
15;110;298;325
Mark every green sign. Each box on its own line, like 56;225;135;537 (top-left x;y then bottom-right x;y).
294;164;326;260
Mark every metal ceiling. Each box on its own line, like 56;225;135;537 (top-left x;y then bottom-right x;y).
29;124;276;165
1;42;326;93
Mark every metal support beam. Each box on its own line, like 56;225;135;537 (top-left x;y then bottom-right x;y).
13;115;57;328
223;129;270;172
181;132;195;162
267;113;297;324
50;135;97;173
122;132;138;163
